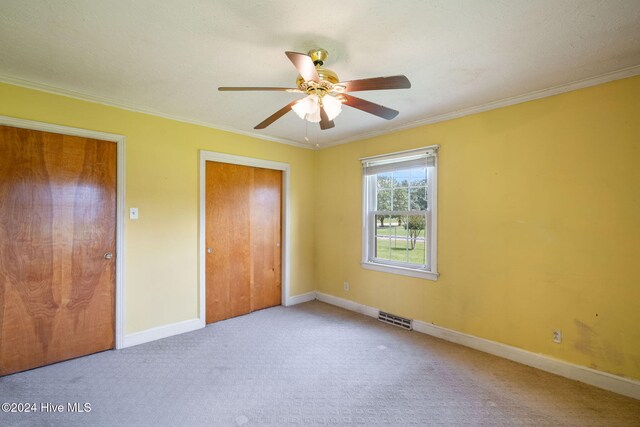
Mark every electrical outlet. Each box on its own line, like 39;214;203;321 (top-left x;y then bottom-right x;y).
343;281;350;292
553;329;562;344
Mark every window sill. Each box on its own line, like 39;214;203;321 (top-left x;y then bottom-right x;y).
361;261;439;281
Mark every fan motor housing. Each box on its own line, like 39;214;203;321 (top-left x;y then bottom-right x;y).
296;66;340;89
296;48;339;90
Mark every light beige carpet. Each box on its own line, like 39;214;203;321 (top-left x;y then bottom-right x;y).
0;300;638;426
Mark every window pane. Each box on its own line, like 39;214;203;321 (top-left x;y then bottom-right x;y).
389;233;409;263
401;215;409;263
408;167;427;186
376;215;405;262
377;216;405;237
407;214;426;265
393;187;408;211
375;236;391;260
375;214;391;260
375;214;392;232
393;170;410;188
409;186;427;211
377;172;392;189
377;189;392;211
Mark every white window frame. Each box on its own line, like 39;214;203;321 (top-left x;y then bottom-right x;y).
361;145;439;281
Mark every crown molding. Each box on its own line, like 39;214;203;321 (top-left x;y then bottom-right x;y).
3;64;639;151
0;74;315;150
320;64;640;149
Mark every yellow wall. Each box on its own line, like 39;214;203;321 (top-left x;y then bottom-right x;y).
0;82;316;334
2;75;639;381
315;76;640;380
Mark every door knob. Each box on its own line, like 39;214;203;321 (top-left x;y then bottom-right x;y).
104;252;113;260
207;247;213;254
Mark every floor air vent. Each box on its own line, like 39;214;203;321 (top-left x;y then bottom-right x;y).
378;311;413;330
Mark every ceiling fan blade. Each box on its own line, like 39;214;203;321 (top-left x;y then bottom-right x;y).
254;99;301;129
342;94;399;120
285;51;319;82
319;108;335;130
219;87;301;92
339;75;411;92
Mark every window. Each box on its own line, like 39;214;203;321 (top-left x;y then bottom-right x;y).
361;146;438;280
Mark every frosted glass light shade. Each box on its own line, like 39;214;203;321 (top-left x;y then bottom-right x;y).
292;93;342;123
292;94;320;121
322;94;342;121
306;107;321;122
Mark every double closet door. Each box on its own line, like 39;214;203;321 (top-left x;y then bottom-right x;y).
0;125;116;376
205;161;282;324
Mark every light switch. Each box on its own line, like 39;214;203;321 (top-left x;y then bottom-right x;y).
130;207;139;220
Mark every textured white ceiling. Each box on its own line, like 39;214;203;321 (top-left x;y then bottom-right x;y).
1;0;639;148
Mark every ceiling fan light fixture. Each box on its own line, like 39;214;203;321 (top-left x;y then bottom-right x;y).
292;93;342;123
322;94;342;121
292;94;320;121
220;49;411;131
306;105;322;123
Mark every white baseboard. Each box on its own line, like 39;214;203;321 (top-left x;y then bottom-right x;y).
412;320;640;400
122;318;204;348
315;292;640;400
122;291;317;348
286;291;317;306
316;292;379;319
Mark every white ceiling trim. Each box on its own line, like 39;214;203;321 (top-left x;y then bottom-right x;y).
2;64;639;151
0;73;314;150
321;64;640;149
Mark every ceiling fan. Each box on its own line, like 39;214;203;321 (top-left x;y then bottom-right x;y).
219;49;411;130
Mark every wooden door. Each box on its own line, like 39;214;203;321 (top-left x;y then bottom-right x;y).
250;167;282;312
205;161;282;324
0;125;116;376
205;162;252;323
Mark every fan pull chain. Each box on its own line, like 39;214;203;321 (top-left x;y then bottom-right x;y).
304;120;309;142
